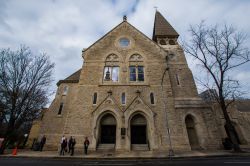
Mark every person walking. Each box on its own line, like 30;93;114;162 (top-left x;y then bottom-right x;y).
68;136;73;154
60;135;66;155
84;137;90;155
64;138;68;153
70;138;76;156
39;135;46;151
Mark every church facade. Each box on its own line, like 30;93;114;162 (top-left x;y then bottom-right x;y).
37;11;250;152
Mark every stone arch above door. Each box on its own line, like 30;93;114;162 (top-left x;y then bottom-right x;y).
130;113;148;145
125;110;156;151
99;113;117;144
91;109;122;150
185;114;200;150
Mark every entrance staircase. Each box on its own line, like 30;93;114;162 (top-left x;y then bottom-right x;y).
97;144;115;151
131;144;149;151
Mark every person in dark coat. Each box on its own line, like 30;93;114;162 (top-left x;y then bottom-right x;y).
60;136;66;156
84;137;90;155
39;135;46;151
64;138;68;153
68;136;73;154
70;138;76;156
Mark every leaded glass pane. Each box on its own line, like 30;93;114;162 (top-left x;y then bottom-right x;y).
112;67;119;82
138;66;144;81
130;66;136;81
103;67;111;80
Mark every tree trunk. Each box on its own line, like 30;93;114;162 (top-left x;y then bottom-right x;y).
220;99;241;152
0;120;15;154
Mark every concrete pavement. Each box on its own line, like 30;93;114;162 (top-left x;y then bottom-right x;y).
1;156;250;166
1;149;250;159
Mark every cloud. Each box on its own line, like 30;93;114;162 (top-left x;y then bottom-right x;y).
0;0;250;100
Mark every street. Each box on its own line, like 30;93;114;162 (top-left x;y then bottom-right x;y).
0;157;250;166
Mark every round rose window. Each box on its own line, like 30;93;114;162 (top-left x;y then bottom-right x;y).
119;38;130;47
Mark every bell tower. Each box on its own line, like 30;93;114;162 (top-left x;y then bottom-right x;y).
152;11;179;46
152;11;199;99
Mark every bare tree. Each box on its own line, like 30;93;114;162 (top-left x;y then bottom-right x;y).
0;46;54;154
183;22;250;151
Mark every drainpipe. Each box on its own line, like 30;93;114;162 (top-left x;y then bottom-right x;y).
161;55;174;158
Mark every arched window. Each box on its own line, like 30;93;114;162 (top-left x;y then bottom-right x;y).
150;93;155;104
159;39;166;45
58;103;64;115
121;92;126;105
93;92;97;105
63;86;68;95
175;74;180;85
169;39;176;45
103;54;119;82
129;54;144;82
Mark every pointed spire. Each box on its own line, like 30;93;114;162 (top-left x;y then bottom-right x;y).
152;11;179;42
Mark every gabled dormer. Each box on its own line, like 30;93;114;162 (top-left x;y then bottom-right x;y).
152;11;179;46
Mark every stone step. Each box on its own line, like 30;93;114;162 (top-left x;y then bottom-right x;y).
131;144;149;151
240;144;250;150
97;144;115;151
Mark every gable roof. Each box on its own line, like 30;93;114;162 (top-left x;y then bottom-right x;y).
83;20;164;54
152;11;179;41
57;69;81;86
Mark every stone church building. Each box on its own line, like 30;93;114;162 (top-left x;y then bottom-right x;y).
35;11;250;152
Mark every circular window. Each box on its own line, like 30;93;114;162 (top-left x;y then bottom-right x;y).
119;38;130;47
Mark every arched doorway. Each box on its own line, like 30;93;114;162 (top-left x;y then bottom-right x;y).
130;114;147;145
99;114;116;144
185;115;200;150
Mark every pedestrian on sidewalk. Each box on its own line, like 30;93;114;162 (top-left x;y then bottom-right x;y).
84;137;90;155
60;135;66;155
70;138;76;156
68;136;73;154
39;135;46;151
64;138;68;153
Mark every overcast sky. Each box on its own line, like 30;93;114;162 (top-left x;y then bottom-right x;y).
1;0;250;100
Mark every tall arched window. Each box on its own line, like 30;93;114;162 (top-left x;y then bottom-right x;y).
103;54;120;82
129;54;144;82
150;93;155;104
93;92;97;105
175;74;180;85
121;92;126;105
58;103;64;115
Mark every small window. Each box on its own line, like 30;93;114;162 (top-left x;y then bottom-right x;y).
119;38;130;47
103;66;119;82
93;93;97;105
58;103;64;115
63;86;68;95
159;39;166;45
176;74;180;85
129;66;144;82
121;93;126;105
150;93;155;104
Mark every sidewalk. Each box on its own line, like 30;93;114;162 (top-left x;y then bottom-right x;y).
1;149;250;159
